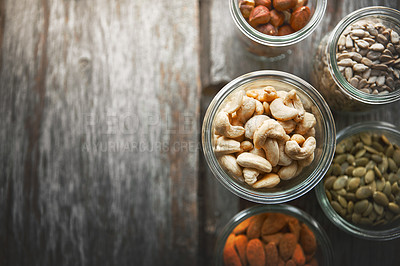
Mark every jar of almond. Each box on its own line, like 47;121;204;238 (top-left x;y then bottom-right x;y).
311;6;400;112
229;0;327;59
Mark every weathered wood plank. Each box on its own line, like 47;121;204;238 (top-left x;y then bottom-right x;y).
0;0;201;265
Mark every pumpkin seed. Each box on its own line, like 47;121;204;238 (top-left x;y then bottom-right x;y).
371;154;383;163
333;175;348;190
364;169;375;183
348;201;354;213
362;202;373;216
373;191;389;206
348;177;361;191
354;199;369;213
352;213;362;223
345;192;356;202
346;166;355;176
355;186;373;199
393;149;400;165
383;181;392;197
332;163;343;176
388;158;398;172
373;202;384;216
388;202;400;214
355;157;369;166
353;167;367;177
360;133;372;145
338;195;348;208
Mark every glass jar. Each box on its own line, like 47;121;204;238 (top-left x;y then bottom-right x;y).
229;0;327;59
316;121;400;240
311;6;400;112
214;204;334;265
202;70;336;204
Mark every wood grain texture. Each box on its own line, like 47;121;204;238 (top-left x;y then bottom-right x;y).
0;0;201;265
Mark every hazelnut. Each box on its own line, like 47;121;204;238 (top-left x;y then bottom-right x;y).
278;25;295;35
290;6;311;31
256;23;278;35
240;4;254;19
249;5;271;27
270;10;285;27
294;0;308;9
255;0;272;9
272;0;296;11
240;0;255;7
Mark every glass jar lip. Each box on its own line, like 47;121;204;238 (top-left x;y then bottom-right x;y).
327;6;400;105
214;204;334;266
316;121;400;240
202;70;336;204
229;0;327;47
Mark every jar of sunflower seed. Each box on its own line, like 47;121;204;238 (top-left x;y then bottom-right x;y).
311;6;400;112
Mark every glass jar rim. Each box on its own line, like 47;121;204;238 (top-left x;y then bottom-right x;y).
316;121;400;240
327;6;400;105
214;204;334;266
229;0;327;47
202;70;336;204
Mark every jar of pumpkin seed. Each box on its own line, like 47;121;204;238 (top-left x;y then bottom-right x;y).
316;121;400;240
311;6;400;112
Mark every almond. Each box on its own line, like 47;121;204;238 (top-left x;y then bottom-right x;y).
292;244;306;265
255;0;272;9
234;235;248;266
306;257;319;266
223;234;242;266
249;5;271;27
278;258;286;266
299;223;317;255
273;0;296;11
247;213;268;239
288;218;301;241
285;259;296;266
278;25;295;36
233;217;252;235
265;242;279;266
289;6;311;31
270;10;285;27
261;232;283;245
261;213;288;235
246;239;266;266
279;233;297;261
256;24;278;36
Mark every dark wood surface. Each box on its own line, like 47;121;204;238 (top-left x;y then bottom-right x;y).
1;0;400;265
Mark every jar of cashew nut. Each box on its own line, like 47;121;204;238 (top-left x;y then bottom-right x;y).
311;6;400;112
202;70;336;204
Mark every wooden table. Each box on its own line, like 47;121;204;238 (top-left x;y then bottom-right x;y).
1;0;400;265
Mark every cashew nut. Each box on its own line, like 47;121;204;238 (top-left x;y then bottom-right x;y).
270;97;300;121
236;96;256;124
283;90;305;123
252;173;280;189
218;154;243;181
278;161;298;180
246;86;278;102
253;119;290;149
254;100;264;115
278;140;293;166
263;101;271;116
285;136;317;160
214;136;241;155
249;147;266;158
261;138;279;167
244;115;270;140
290;134;305;146
304;127;316;138
277;90;288;98
277;120;297;134
214;111;245;138
222;90;245;114
240;140;254;152
236;152;272;173
243;168;260;185
294;112;316;135
298;153;315;168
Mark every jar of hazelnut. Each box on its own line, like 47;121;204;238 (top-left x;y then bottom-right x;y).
229;0;327;59
311;6;400;112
